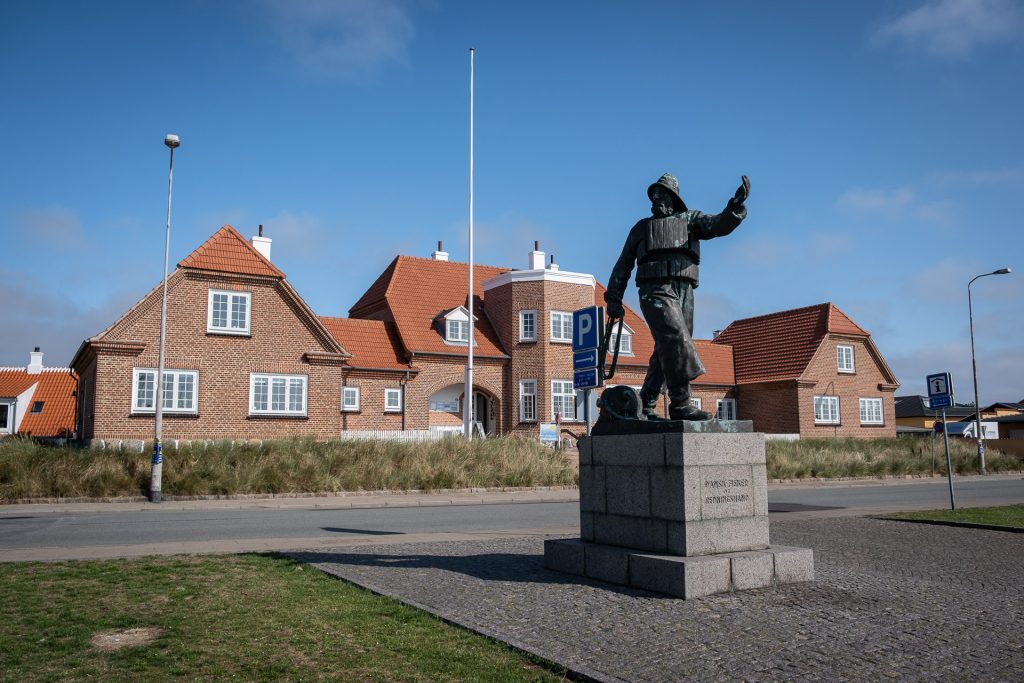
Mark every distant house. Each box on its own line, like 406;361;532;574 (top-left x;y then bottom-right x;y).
712;303;900;437
895;395;977;431
0;348;77;440
69;225;899;444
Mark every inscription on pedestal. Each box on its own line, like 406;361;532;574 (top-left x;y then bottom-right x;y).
699;466;754;518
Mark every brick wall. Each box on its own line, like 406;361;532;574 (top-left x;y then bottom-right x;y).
81;270;344;441
795;335;897;438
735;381;801;434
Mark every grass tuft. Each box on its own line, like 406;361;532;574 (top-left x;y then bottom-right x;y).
0;436;576;501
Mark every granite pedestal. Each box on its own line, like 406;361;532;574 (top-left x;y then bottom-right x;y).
545;425;814;598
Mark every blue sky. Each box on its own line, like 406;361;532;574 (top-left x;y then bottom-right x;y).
1;0;1021;403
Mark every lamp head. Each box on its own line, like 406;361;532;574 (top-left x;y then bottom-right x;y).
993;268;1011;275
164;134;180;149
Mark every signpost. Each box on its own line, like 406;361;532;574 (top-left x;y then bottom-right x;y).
927;372;956;509
573;306;604;435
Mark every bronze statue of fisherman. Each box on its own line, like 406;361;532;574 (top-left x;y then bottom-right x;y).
604;172;749;421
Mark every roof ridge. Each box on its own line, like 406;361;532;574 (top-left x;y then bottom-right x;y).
178;224;285;278
727;302;829;326
395;253;513;272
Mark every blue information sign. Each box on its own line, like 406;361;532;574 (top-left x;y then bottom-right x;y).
573;348;599;371
926;372;953;410
929;395;952;409
574;368;600;390
572;306;604;352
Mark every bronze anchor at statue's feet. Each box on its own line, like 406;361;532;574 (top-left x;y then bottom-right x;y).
592;386;723;436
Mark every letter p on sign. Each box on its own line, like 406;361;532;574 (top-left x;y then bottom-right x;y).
573;306;602;351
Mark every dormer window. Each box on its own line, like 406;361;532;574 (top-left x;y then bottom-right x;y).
837;345;855;373
607;323;634;356
208;289;251;335
437;306;477;345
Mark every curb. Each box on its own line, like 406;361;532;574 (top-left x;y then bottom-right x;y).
874;516;1024;533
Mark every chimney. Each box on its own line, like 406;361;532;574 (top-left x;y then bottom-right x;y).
431;240;449;261
712;330;722;339
27;347;43;374
548;253;559;272
251;224;272;261
528;240;545;270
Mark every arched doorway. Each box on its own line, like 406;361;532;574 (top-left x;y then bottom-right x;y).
427;385;499;436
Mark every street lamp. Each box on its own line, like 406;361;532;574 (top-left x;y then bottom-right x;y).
151;133;180;503
968;267;1011;475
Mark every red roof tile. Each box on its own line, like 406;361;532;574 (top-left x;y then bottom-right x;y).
0;369;76;438
712;302;867;384
178;225;284;278
320;317;409;370
349;256;510;358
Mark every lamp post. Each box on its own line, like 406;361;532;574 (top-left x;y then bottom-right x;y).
968;267;1011;475
151;133;179;503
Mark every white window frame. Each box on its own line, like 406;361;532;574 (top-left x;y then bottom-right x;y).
249;373;307;416
446;319;469;343
132;368;199;415
384;387;403;413
551;380;577;421
550;311;572;343
717;398;737;421
519;310;537;342
689;397;702;410
342;386;360;412
859;397;883;425
519;379;537;422
814;395;840;425
208;289;251;335
837;345;855;374
0;400;13;434
607;328;633;355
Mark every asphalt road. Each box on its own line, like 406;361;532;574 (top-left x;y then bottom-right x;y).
1;475;1021;561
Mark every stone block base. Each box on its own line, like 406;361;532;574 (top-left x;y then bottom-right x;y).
545;538;814;599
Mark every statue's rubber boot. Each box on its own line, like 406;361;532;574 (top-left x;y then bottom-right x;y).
669;404;712;421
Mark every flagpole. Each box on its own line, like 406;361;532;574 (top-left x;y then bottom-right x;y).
463;47;475;440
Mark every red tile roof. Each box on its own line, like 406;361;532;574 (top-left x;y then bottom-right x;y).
320;317;410;370
712;302;868;384
349;256;510;358
178;225;284;278
0;369;76;438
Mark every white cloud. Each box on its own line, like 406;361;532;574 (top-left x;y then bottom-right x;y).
260;0;414;79
873;0;1022;59
16;206;85;247
837;186;916;213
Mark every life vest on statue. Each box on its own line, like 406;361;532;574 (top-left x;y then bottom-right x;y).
634;215;701;283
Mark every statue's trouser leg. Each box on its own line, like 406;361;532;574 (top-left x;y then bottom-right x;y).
639;281;705;414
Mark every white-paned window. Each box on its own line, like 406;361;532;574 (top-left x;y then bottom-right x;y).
430;399;460;412
0;401;13;434
689;397;702;410
385;388;403;412
837;345;855;373
520;379;537;422
519;310;537;342
814;395;840;424
859;397;883;425
550;311;572;343
342;387;360;412
250;373;306;416
607;327;633;355
132;368;198;414
446;319;469;343
717;399;737;421
208;289;251;335
551;380;576;420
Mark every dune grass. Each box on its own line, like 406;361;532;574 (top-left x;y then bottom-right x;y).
765;436;1021;479
0;436;576;501
0;553;567;682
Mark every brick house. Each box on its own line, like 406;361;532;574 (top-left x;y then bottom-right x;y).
71;226;350;443
0;348;77;440
70;225;896;443
712;303;900;437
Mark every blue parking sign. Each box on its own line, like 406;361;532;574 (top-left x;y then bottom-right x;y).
573;306;604;352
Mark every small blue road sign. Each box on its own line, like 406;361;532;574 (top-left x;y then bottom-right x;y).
574;348;599;371
926;372;953;410
574;367;600;390
572;306;604;352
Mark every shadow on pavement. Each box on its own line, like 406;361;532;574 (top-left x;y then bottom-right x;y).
769;503;844;513
320;527;404;535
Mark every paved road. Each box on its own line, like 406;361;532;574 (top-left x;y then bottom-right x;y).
1;475;1021;561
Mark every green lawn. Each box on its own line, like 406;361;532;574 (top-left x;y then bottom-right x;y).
0;554;565;682
885;504;1024;528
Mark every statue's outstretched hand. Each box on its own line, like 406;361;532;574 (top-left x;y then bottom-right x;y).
733;175;750;207
606;300;625;320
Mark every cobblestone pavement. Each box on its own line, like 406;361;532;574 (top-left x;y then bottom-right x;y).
291;518;1023;682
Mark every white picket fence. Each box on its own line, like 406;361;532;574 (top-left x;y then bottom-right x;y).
336;429;461;442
